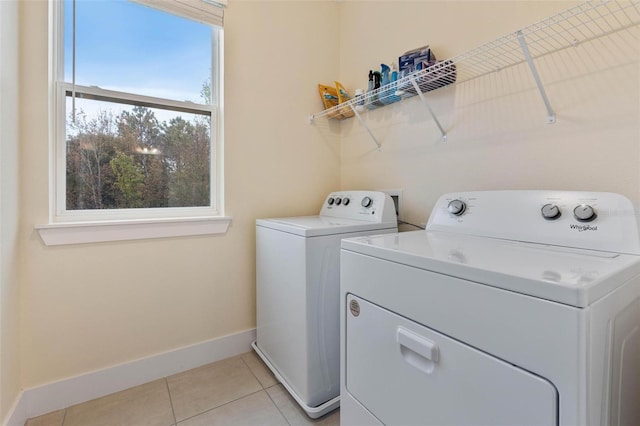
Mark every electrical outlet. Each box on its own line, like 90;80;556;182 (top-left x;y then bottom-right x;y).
391;195;400;217
381;189;403;220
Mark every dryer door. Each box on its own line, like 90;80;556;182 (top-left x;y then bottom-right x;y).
345;295;558;426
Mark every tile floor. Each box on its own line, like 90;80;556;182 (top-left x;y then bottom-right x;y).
25;351;340;426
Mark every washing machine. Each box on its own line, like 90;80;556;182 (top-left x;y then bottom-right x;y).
340;190;640;425
253;190;397;418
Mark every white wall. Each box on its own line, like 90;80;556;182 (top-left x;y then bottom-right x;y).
336;1;640;227
0;0;22;423
18;0;340;389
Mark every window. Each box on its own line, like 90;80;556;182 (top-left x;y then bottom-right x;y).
41;0;228;244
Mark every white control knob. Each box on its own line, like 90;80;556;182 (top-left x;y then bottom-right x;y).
541;204;561;220
573;204;597;222
361;196;373;208
447;200;466;216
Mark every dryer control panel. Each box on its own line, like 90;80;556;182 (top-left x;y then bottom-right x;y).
321;191;397;224
426;190;640;255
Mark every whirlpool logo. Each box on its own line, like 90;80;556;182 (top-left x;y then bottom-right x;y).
570;224;598;232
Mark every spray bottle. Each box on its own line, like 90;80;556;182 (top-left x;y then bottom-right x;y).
366;70;379;109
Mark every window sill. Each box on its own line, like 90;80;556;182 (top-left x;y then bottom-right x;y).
35;216;232;246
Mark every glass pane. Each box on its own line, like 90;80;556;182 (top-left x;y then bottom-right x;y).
66;97;211;210
64;0;212;104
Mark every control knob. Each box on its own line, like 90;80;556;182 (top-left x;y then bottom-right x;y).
447;199;466;216
343;198;350;206
573;204;597;222
335;197;342;206
541;204;561;220
327;197;335;205
361;196;373;208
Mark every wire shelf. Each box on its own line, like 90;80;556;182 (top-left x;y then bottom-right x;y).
310;0;640;122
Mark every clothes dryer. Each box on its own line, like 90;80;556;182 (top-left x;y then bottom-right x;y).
253;191;397;418
341;190;640;425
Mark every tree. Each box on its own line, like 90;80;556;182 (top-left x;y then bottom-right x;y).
162;117;210;207
110;152;144;208
66;109;118;209
117;106;161;152
116;106;169;208
200;77;211;105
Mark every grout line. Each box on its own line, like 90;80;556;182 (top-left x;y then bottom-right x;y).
264;386;292;426
241;350;281;390
239;353;290;424
164;378;178;426
239;352;265;389
165;353;256;424
60;408;68;426
174;388;266;424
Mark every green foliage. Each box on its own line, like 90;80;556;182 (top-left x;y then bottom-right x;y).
110;152;144;208
66;105;211;210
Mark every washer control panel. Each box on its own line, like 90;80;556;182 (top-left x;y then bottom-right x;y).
427;190;640;255
321;191;397;223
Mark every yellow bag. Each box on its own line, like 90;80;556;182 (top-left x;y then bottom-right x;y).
317;84;343;119
335;81;355;118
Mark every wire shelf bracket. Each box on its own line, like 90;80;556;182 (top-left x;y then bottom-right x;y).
517;31;556;124
350;104;382;150
409;75;448;142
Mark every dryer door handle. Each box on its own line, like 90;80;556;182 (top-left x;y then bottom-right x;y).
397;327;439;363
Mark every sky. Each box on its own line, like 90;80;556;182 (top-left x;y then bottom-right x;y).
64;0;213;106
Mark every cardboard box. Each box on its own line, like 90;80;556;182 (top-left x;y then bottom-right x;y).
399;45;436;75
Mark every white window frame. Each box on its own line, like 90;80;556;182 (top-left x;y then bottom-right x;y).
38;0;229;245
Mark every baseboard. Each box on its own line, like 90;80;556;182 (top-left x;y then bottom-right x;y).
3;391;26;426
5;328;256;426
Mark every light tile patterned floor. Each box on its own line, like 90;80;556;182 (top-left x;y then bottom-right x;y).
25;351;340;426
